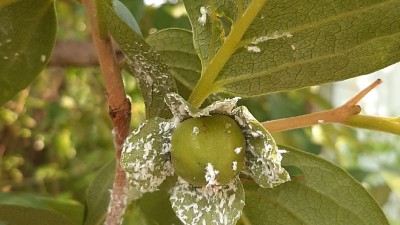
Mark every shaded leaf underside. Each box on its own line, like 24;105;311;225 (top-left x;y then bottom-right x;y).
146;29;201;99
183;0;400;97
243;146;389;225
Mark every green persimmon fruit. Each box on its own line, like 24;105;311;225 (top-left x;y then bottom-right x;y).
171;114;246;186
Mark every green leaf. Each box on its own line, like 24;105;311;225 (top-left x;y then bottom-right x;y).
0;205;76;225
146;29;201;100
123;187;182;225
84;160;115;225
112;0;142;37
217;0;400;96
119;0;145;21
243;145;389;225
101;0;177;118
0;0;57;105
184;0;400;104
0;193;83;225
121;117;174;193
183;0;246;66
283;165;304;178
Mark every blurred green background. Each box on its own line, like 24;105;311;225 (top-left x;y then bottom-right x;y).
0;0;399;224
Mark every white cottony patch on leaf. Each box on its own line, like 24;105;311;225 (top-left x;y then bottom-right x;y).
252;31;293;45
121;118;175;193
41;54;46;62
205;163;219;187
198;6;208;26
246;45;261;53
170;178;245;225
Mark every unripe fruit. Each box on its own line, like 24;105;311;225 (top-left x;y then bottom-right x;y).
171;114;246;186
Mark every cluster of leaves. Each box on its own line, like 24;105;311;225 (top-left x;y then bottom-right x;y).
1;0;400;224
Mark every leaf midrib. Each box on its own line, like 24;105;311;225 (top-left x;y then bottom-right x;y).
215;32;400;86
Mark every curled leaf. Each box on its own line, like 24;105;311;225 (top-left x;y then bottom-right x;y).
233;106;290;188
170;177;245;225
165;93;239;121
121;117;175;193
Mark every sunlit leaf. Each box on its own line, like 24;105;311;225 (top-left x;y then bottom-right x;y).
0;193;83;225
0;0;56;105
146;29;201;99
101;0;177;119
243;145;389;225
0;205;76;225
84;160;115;225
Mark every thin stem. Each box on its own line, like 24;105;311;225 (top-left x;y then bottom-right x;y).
262;79;383;133
188;0;267;107
345;115;400;135
82;0;131;224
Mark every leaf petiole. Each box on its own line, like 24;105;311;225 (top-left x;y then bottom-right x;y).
188;0;268;107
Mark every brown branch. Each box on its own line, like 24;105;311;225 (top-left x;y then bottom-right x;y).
82;0;131;225
48;40;123;67
262;79;382;133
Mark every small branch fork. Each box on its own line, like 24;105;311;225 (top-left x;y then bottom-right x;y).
82;0;131;224
263;79;384;133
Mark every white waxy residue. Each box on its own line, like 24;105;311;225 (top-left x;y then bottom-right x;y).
41;55;46;62
246;45;261;53
198;6;208;26
232;161;238;171
193;126;199;136
252;31;293;45
234;147;242;154
205;163;219;187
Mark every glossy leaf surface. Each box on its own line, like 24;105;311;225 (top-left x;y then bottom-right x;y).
146;29;201;99
0;0;57;105
243;146;389;225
